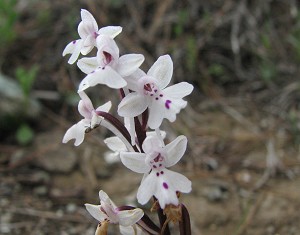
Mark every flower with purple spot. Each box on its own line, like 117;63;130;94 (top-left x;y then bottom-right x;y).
76;35;145;92
85;190;144;235
62;91;111;146
120;134;192;209
118;54;194;129
62;9;122;64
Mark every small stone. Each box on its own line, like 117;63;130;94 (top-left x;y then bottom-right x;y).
34;186;48;196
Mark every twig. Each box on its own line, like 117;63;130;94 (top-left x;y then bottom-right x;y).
234;193;266;235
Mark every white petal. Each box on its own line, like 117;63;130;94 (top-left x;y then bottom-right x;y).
85;204;107;222
154;169;191;208
81;45;94;56
125;69;146;92
147;55;173;89
78;66;127;91
104;136;127;152
142;136;162;154
78;91;94;118
116;54;145;77
77;57;99;74
163;169;192;194
62;120;86;146
96;101;112;113
62;39;84;64
137;173;157;205
163;82;194;99
118;208;144;227
78;9;98;38
147;97;187;129
120;152;150;174
118;92;148;117
104;151;120;164
96;35;119;63
146;130;166;139
98;26;122;38
164;135;187;167
99;190;118;210
129;117;136;146
83;34;95;47
147;101;166;129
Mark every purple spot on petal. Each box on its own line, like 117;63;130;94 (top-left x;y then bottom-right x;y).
159;164;162;167
94;32;99;38
163;182;168;189
161;171;164;174
153;165;157;168
165;100;171;109
72;40;76;44
102;67;105;70
160;94;163;97
154;89;157;93
156;172;159;177
155;97;159;100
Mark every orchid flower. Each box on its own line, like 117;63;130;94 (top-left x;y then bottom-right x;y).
85;190;144;235
118;55;194;129
104;130;167;163
120;135;192;209
62;91;111;146
77;35;145;92
62;9;122;64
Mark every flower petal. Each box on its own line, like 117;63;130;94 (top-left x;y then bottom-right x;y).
116;54;145;77
78;9;98;39
137;173;157;205
118;92;148;117
96;101;112;113
163;82;194;99
78;91;94;118
77;57;99;74
154;169;191;208
63;39;84;64
118;208;144;227
120;152;150;173
62;120;86;146
147;97;187;129
98;26;122;38
78;66;127;91
125;69;146;92
164;135;187;167
104;136;127;152
142;136;163;154
147;55;173;89
96;35;119;64
99;190;117;209
85;203;107;222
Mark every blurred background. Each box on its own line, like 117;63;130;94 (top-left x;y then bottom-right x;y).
1;0;300;234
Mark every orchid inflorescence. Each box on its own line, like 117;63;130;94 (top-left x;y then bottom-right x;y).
62;9;194;235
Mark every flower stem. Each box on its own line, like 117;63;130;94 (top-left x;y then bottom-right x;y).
179;204;191;235
157;207;170;235
96;111;138;152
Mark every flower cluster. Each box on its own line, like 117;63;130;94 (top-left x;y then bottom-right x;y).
62;9;193;235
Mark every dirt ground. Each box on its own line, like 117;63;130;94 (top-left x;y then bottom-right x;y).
1;1;300;235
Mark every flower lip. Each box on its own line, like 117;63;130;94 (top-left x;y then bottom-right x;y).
103;51;113;65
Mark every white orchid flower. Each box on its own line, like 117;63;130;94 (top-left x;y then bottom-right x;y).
77;35;144;92
62;91;111;146
118;55;194;129
85;190;144;235
62;9;122;64
120;135;192;209
104;130;166;164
